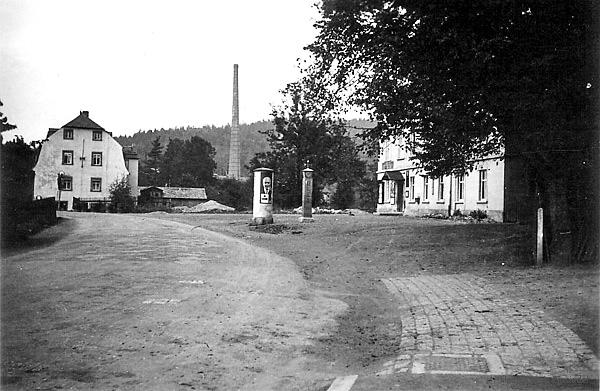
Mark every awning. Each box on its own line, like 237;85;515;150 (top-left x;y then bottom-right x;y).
381;171;405;181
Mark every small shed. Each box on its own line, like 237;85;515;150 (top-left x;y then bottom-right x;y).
139;186;207;208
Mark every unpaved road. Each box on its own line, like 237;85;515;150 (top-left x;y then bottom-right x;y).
1;213;346;390
2;212;598;390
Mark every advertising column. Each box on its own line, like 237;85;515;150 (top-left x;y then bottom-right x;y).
252;168;274;225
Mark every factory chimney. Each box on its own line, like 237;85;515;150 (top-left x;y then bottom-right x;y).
227;64;241;179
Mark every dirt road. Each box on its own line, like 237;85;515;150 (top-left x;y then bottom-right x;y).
1;213;346;390
3;212;598;390
153;212;599;390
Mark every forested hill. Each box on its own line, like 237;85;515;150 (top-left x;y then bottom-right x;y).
114;121;272;176
114;119;375;177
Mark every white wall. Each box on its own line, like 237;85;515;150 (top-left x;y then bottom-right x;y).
33;128;129;209
376;136;505;220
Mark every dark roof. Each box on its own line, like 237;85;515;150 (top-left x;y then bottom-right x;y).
122;146;140;160
62;111;105;130
140;186;163;193
382;171;405;181
46;128;59;138
140;186;207;200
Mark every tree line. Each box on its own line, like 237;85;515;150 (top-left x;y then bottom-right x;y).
138;113;377;211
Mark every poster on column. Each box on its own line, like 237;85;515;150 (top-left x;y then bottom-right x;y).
260;171;273;204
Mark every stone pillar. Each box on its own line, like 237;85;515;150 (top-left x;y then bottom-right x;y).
536;207;543;266
299;168;314;223
252;168;273;225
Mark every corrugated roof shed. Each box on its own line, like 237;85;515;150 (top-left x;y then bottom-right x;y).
140;186;207;200
161;187;207;200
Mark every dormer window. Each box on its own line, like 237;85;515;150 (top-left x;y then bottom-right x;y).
92;130;103;141
63;129;73;139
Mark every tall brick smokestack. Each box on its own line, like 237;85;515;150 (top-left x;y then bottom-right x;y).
228;64;241;179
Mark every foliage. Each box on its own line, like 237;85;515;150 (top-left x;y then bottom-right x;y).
469;209;488;221
115;122;272;178
0;100;17;135
159;136;217;187
305;0;598;262
205;178;253;211
1;134;41;242
356;175;378;211
331;180;354;210
139;136;163;186
248;83;366;209
108;177;135;213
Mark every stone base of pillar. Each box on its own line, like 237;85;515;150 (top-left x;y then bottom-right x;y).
250;216;273;225
298;217;315;223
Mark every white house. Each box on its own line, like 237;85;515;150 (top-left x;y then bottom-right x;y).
376;136;505;221
33;111;139;210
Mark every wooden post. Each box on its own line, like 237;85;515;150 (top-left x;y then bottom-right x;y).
536;207;543;266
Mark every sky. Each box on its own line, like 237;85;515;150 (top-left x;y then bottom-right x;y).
0;0;321;142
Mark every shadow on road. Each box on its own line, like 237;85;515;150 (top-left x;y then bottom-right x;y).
1;217;76;258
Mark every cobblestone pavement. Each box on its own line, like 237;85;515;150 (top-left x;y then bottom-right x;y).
380;274;598;379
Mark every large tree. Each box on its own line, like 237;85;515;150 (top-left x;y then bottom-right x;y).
139;136;163;186
305;0;598;262
249;83;365;209
159;136;217;187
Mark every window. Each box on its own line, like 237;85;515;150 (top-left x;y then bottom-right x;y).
409;176;415;200
90;177;102;192
423;176;429;200
478;170;487;201
92;130;103;141
456;174;465;201
378;182;385;204
389;181;396;202
59;176;72;191
62;150;73;165
431;177;435;196
91;152;102;166
396;138;406;160
438;178;445;200
63;129;73;139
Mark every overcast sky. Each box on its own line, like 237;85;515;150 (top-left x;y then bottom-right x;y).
1;0;321;142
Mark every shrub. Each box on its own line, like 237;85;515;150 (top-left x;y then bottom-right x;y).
469;209;488;220
452;209;463;217
108;177;135;213
331;180;355;210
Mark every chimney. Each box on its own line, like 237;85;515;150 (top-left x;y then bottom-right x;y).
228;64;241;179
80;111;89;117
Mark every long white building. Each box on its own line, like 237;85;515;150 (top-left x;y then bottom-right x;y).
376;136;505;221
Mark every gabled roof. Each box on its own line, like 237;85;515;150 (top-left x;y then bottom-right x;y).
140;186;207;200
382;171;405;181
62;111;105;130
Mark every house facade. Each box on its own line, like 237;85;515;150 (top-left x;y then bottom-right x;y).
33;111;139;210
376;137;505;221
